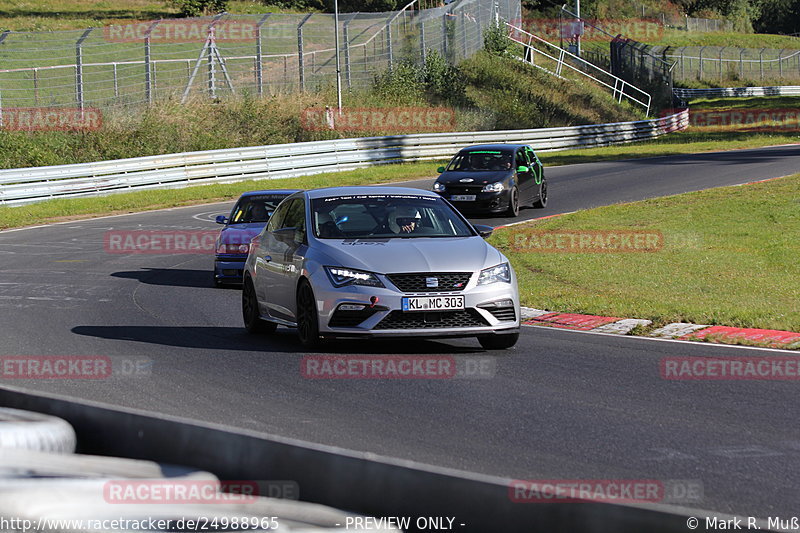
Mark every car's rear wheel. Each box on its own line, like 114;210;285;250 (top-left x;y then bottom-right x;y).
506;186;520;217
533;178;548;208
296;280;321;348
242;277;276;334
478;332;519;350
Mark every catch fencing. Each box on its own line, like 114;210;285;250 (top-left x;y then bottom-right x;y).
0;0;520;114
0;110;687;205
661;46;800;83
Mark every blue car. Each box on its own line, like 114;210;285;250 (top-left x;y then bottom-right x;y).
213;190;301;287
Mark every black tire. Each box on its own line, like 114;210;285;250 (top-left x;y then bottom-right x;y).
296;280;321;348
242;277;276;334
477;332;519;350
533;178;548;209
506;186;520;217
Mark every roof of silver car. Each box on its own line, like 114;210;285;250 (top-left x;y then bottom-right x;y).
305;186;439;199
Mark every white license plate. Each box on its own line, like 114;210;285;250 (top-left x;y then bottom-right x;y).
450;194;476;201
402;296;465;312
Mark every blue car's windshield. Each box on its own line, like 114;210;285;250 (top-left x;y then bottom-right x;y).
311;194;474;239
446;150;514;172
229;195;288;224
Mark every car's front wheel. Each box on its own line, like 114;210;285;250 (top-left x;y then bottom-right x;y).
296;280;321;348
506;186;520;217
533;178;548;208
242;277;276;334
477;332;519;350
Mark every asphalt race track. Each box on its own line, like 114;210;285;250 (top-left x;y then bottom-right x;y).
1;144;799;520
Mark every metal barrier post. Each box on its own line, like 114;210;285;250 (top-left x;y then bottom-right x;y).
344;16;353;90
419;19;426;61
298;14;312;91
144;21;159;104
75;28;94;110
256;14;272;95
759;48;765;80
113;63;119;100
385;21;393;70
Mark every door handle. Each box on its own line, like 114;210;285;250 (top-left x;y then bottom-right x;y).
263;255;272;262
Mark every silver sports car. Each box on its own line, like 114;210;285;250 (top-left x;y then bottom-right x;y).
241;186;520;349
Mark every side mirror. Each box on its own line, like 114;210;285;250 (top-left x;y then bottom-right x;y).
215;215;228;225
473;224;494;238
437;166;446;173
517;165;529;173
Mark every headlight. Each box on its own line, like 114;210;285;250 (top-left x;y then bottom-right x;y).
325;266;385;288
478;263;511;285
481;182;504;193
216;243;250;254
432;182;446;192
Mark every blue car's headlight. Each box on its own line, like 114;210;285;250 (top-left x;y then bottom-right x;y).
481;182;504;193
325;266;385;288
432;182;446;192
477;263;511;285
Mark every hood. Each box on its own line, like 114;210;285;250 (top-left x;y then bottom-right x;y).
437;170;512;185
219;223;265;245
316;236;504;274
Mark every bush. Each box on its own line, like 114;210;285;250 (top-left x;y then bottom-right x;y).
168;0;227;17
483;22;509;56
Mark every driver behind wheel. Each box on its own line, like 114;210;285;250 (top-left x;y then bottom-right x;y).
387;205;422;234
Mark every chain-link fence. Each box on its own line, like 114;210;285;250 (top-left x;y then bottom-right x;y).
630;3;732;33
0;0;521;116
657;46;800;82
610;38;674;110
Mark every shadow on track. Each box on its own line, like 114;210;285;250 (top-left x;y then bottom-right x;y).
111;268;213;289
70;325;486;354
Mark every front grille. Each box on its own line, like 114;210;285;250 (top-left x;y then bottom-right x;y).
328;308;380;328
447;185;483;195
222;269;243;276
487;307;516;322
374;309;488;330
387;272;472;292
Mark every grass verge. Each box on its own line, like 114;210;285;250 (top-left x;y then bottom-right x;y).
490;174;800;332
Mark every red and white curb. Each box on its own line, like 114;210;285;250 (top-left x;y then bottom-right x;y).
521;307;800;349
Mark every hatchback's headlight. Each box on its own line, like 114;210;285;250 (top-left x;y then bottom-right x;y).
216;243;251;255
432;182;446;192
325;266;385;288
478;263;511;285
481;182;504;192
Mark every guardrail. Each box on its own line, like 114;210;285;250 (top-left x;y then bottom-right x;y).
0;385;765;533
505;23;652;116
673;86;800;99
0;110;688;206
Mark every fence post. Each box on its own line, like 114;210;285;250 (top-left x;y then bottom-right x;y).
718;46;725;80
344;16;353;90
442;12;448;60
759;48;765;80
207;26;216;98
419;18;426;61
75;28;94;110
113;63;119;100
461;10;467;59
779;48;785;78
144;21;159;105
256;14;271;96
298;14;312;91
698;46;705;80
33;68;39;106
680;49;684;80
739;48;744;79
385;21;393;70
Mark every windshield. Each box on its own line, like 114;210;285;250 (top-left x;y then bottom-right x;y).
311;194;474;239
229;195;287;224
446;149;514;172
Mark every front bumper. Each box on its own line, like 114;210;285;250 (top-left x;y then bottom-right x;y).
311;273;520;338
437;190;512;214
214;255;247;283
